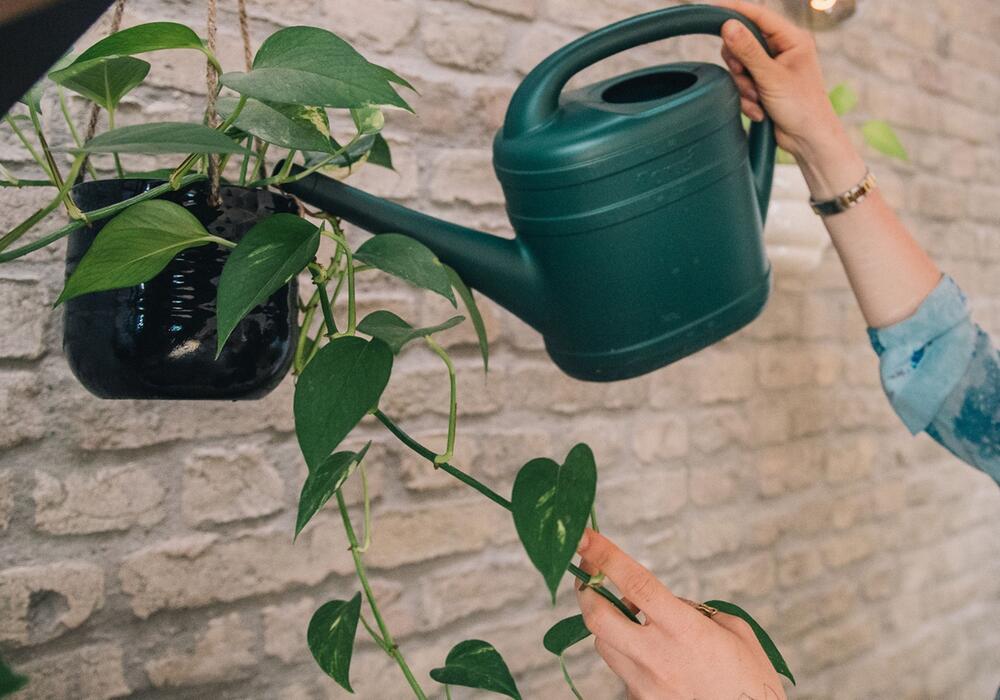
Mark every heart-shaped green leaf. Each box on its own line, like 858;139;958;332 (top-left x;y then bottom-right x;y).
543;614;591;656
216;213;320;356
512;444;598;603
294;336;393;470
74;22;207;63
429;640;521;700
828;82;858;117
373;64;414;92
220;26;411;111
78;122;248;154
445;264;488;372
302;134;378;177
703;600;795;685
354;234;456;305
19;84;44;114
49;56;150;111
295;443;371;540
351;105;384;135
0;654;28;697
217;96;335;153
308;593;362;693
367;134;394;170
862;120;909;161
357;310;464;354
56;199;222;305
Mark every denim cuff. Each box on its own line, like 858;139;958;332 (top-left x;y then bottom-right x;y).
868;275;977;434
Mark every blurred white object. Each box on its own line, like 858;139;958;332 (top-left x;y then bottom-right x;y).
765;164;831;274
779;0;858;30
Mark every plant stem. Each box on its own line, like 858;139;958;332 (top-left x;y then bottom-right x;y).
325;222;356;335
359;612;388;651
274;149;298;182
57;89;100;182
22;101;83;219
27;105;65;190
251;142;269;182
246;134;363;189
238;136;252;186
218;96;247;132
199;47;224;76
309;263;338;337
106;106;125;179
425;337;456;465
334;490;428;700
590;506;600;534
356;461;373;553
169;154;201;189
294;289;321;374
559;657;586;700
0;179;54;188
0;173;208;262
0;155;85;253
3;115;50;177
372;409;641;624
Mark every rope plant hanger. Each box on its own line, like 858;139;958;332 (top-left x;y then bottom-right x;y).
78;0;256;205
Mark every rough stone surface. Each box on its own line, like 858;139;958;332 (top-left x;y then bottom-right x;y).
0;562;104;645
0;372;44;449
119;523;354;618
0;471;13;531
421;9;507;71
16;643;129;700
145;613;257;688
263;597;315;664
0;278;47;360
1;1;999;698
33;467;165;534
181;446;285;526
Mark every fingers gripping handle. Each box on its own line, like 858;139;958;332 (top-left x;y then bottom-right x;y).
503;3;776;221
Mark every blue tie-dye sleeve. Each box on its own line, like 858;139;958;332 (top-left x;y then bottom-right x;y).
867;275;1000;485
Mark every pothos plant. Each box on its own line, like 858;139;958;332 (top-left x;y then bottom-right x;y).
0;16;796;700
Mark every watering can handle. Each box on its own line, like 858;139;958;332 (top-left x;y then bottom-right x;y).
504;3;776;219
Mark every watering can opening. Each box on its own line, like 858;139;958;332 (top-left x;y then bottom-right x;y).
601;70;699;104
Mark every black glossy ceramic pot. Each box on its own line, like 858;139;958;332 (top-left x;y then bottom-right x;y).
63;179;299;400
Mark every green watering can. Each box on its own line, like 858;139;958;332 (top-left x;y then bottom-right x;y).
281;4;776;382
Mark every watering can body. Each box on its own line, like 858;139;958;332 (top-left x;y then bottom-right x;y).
281;4;776;382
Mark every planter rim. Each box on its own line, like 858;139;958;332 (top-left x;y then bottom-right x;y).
69;177;293;198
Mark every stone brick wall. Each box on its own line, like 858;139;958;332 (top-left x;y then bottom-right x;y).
2;0;999;698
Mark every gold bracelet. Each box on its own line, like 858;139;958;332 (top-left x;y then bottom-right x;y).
810;168;877;217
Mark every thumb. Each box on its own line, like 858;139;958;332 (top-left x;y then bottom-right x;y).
721;19;773;75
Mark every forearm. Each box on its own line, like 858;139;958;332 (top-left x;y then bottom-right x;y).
796;128;941;329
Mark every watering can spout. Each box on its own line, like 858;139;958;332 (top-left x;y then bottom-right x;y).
278;165;547;331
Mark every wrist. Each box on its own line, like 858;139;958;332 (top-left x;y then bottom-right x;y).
794;127;867;200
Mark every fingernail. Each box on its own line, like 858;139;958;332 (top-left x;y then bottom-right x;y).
577;532;590;552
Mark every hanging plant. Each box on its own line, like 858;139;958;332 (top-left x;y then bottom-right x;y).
0;2;794;696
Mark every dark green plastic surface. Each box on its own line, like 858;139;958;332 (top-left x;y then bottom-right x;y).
281;4;776;382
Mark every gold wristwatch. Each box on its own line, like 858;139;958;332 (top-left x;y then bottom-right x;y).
810;168;877;217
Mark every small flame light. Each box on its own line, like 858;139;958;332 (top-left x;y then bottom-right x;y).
810;0;838;11
801;0;857;30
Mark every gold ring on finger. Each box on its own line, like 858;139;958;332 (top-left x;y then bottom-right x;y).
679;598;719;618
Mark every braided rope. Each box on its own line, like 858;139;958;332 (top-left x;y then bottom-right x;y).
205;0;221;205
79;0;126;182
237;0;253;70
237;0;267;181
